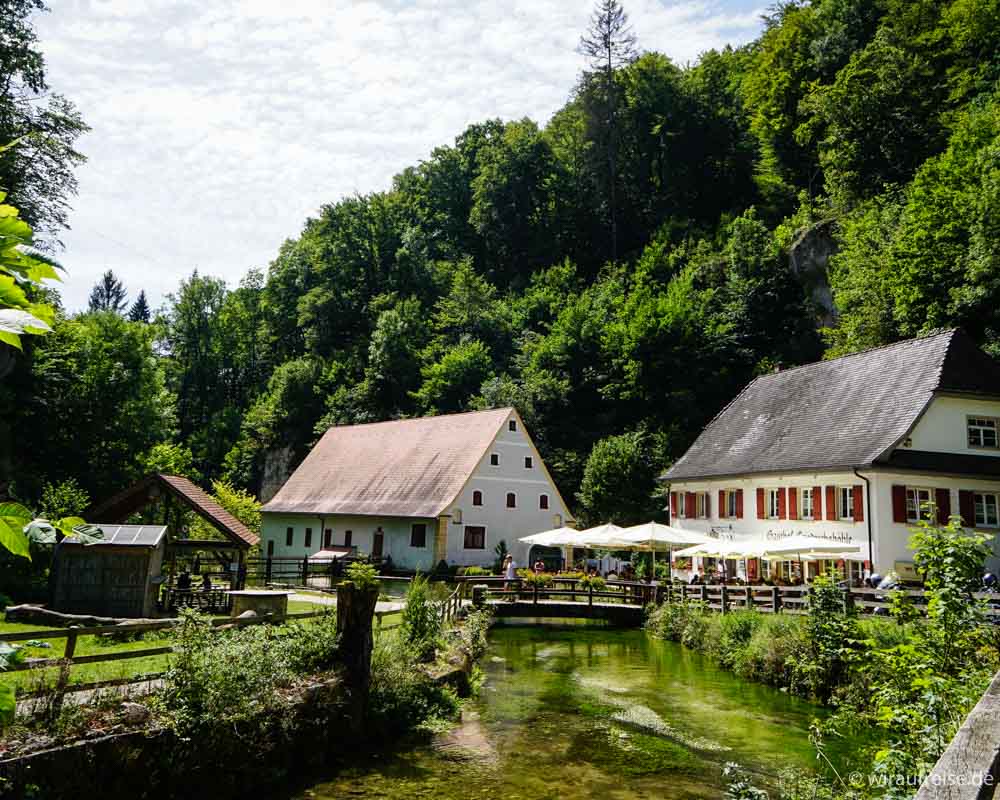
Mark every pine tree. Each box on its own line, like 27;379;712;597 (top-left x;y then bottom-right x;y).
128;289;150;323
578;0;638;263
88;269;128;314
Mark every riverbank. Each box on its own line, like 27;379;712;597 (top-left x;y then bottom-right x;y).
0;582;487;800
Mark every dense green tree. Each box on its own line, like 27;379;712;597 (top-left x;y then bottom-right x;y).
577;430;663;526
88;269;128;314
128;290;151;323
0;1;88;246
11;312;170;502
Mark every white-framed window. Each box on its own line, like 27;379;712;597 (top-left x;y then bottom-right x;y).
767;489;780;519
676;494;686;519
837;486;854;520
696;492;709;519
975;493;999;527
508;419;517;432
725;490;738;519
506;492;516;509
801;488;814;520
524;456;533;469
489;453;500;466
539;493;549;510
472;490;483;506
968;417;999;449
906;487;933;522
452;509;462;525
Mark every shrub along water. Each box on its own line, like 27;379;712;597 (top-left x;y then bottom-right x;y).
648;517;1000;798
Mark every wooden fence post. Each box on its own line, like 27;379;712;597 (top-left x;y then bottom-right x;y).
843;587;854;614
772;586;781;614
720;585;729;615
265;556;272;585
533;581;539;605
63;626;79;661
588;584;594;607
302;556;309;586
701;585;709;604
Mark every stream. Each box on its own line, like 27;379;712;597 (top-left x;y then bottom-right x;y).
296;622;840;799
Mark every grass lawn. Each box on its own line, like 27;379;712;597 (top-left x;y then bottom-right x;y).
0;594;336;695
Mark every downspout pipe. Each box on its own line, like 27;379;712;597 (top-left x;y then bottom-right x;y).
853;468;874;579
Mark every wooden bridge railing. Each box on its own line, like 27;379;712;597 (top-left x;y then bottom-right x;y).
454;576;1000;617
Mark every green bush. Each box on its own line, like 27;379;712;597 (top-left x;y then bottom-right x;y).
457;607;494;661
458;566;490;577
734;614;806;686
368;631;460;738
710;610;763;670
345;560;379;591
159;610;297;732
401;575;443;660
579;574;606;591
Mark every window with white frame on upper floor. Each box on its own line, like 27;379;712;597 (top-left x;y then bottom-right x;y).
509;419;517;432
906;487;933;522
506;492;516;508
473;490;483;506
490;453;500;466
837;486;854;520
767;489;780;519
697;492;709;519
676;494;686;518
975;492;999;527
524;456;533;469
725;490;738;519
801;488;814;520
968;417;999;449
539;493;549;510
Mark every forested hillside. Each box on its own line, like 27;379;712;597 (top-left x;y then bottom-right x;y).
2;0;999;526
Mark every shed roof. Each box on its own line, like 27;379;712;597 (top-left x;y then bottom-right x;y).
63;524;167;548
664;330;1000;482
88;474;259;548
262;408;513;518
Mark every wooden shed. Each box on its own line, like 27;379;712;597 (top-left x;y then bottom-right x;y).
51;524;167;618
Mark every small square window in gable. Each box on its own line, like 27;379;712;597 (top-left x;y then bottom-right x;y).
509;419;517;432
490;453;500;466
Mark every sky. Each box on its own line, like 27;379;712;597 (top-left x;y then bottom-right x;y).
34;0;767;312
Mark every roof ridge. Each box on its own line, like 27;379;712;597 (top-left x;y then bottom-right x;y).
320;406;514;433
749;328;958;383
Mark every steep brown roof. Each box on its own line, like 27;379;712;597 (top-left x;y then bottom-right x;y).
664;330;1000;482
262;408;513;517
89;474;259;548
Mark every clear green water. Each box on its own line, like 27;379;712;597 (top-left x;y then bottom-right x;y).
297;623;835;799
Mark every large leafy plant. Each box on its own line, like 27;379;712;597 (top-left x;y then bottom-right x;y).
0;141;59;351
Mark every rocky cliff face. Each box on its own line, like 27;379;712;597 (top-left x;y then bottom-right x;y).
789;219;838;328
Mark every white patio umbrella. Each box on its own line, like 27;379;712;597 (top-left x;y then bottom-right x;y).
518;526;583;547
575;523;629;548
618;522;716;579
760;535;859;559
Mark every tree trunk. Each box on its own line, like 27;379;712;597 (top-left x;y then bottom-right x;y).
337;584;379;734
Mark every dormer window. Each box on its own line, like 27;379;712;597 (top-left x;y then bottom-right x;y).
968;417;999;449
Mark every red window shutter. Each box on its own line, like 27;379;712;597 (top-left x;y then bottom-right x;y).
777;488;787;519
959;490;975;526
670;492;678;518
718;490;726;517
825;486;836;520
935;488;950;525
813;485;822;519
756;487;765;520
891;485;907;523
853;485;864;522
788;488;798;520
686;492;696;518
735;489;744;519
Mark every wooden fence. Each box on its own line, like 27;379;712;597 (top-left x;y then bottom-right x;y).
455;576;1000;617
0;605;402;697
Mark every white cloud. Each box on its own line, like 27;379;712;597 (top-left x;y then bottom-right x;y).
33;0;765;312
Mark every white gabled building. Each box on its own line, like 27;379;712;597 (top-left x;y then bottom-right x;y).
260;408;573;571
663;330;1000;582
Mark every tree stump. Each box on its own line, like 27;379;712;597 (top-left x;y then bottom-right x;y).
336;583;379;734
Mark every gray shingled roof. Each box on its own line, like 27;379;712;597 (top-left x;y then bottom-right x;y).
663;330;1000;481
262;408;513;517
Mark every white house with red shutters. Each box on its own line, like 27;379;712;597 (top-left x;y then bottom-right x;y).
663;330;1000;582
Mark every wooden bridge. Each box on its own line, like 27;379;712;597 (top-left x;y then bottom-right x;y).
458;577;659;626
